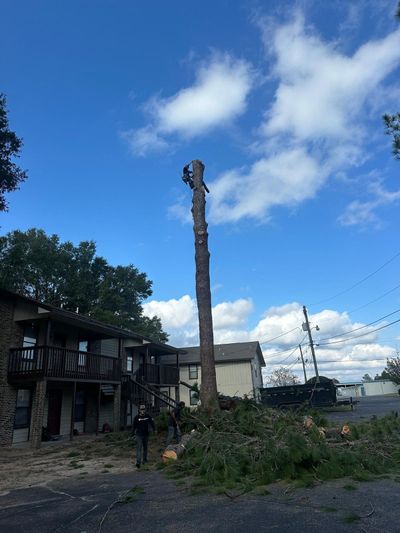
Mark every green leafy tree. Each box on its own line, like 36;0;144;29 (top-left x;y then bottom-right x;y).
382;3;400;158
362;373;373;382
374;370;391;380
383;355;400;384
0;94;27;211
383;113;400;158
0;228;168;342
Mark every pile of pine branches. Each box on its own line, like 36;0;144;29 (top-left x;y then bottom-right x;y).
162;401;400;490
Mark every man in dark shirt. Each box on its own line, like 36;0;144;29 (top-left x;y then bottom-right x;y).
166;401;185;446
132;404;155;468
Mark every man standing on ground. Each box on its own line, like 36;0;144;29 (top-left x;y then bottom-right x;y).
132;404;155;468
166;401;185;446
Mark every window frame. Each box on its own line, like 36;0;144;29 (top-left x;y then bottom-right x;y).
22;324;38;361
188;364;198;380
14;389;32;429
74;390;86;423
23;324;38;348
126;354;133;373
189;389;198;406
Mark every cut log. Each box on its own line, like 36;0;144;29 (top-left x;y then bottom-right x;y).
162;430;197;461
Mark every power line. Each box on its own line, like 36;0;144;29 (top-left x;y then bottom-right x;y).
346;282;400;314
269;355;300;366
318;318;400;346
262;334;308;359
317;308;400;342
287;358;300;371
258;326;300;345
316;358;389;364
310;249;400;306
265;336;309;365
263;345;300;359
260;300;400;353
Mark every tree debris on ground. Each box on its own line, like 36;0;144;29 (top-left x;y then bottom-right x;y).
160;401;400;492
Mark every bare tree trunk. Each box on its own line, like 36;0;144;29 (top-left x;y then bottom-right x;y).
191;160;218;409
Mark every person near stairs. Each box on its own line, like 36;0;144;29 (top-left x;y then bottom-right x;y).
132;404;156;468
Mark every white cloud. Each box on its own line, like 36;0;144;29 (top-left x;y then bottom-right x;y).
142;295;196;329
199;17;400;225
209;148;324;223
167;201;192;224
338;182;400;228
263;16;400;142
212;299;253;329
123;12;400;222
143;296;395;382
155;55;253;136
121;126;169;157
124;54;254;155
143;295;254;346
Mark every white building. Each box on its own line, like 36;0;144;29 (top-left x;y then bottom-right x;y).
163;342;265;406
337;380;399;397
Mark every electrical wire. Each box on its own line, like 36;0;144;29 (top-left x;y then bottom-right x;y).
263;345;300;358
287;357;301;370
317;308;400;342
266;337;308;365
313;357;389;364
309;249;400;306
258;326;300;345
318;318;400;346
346;282;400;314
262;334;308;359
269;355;299;367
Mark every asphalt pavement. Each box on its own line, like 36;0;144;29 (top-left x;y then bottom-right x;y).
1;395;400;532
1;469;399;532
325;394;400;423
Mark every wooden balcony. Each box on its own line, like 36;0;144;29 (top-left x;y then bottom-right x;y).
8;346;121;383
137;363;180;385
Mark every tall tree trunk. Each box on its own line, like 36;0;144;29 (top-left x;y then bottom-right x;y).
191;160;218;409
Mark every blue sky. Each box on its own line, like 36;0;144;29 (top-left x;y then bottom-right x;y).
1;0;400;382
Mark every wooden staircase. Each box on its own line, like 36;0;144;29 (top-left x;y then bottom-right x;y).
122;372;178;418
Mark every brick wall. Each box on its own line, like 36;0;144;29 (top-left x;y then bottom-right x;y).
0;293;24;446
113;384;121;431
30;379;47;448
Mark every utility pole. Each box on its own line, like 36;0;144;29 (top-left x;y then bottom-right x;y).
182;160;218;410
302;305;320;383
299;344;307;383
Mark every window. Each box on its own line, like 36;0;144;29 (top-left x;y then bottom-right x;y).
78;340;88;352
188;365;198;380
14;389;31;428
127;355;133;373
74;391;85;422
190;389;198;406
23;325;37;347
22;325;37;360
78;340;88;368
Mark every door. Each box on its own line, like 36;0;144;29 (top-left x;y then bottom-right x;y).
47;390;62;435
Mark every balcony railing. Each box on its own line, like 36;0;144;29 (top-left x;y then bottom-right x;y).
137;363;179;385
8;346;121;382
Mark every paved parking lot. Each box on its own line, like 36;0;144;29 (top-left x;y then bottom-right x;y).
1;470;400;532
325;395;400;423
1;395;399;532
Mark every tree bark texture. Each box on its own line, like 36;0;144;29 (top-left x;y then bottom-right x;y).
191;160;218;409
